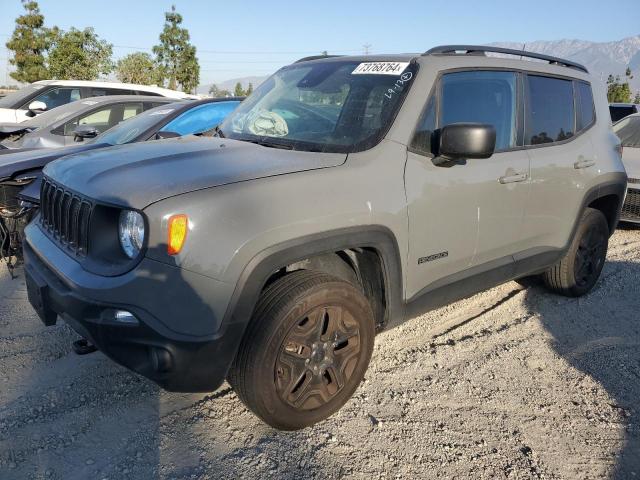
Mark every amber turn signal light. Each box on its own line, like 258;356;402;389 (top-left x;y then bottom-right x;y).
167;214;188;255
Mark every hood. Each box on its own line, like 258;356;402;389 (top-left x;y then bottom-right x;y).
0;122;32;139
0;143;108;180
44;136;347;209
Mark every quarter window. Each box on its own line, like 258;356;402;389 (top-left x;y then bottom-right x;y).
575;81;595;131
525;75;574;145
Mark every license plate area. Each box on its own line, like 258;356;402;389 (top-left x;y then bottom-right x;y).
25;267;57;326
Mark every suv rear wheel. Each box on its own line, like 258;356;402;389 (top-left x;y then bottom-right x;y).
543;207;609;297
228;270;375;430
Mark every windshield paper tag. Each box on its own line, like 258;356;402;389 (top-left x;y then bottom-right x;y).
352;62;410;75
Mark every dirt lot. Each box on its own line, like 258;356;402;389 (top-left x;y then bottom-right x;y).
1;227;639;480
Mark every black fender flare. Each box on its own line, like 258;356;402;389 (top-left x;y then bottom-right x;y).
216;225;405;375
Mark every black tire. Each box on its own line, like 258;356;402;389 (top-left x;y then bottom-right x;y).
228;270;375;430
543;208;609;297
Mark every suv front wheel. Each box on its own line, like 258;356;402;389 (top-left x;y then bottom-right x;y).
543;207;609;297
228;270;375;430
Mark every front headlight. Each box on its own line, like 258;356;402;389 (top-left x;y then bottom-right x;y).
119;210;145;259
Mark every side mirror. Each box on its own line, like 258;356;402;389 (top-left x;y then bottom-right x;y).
73;125;99;141
155;130;181;140
435;123;496;164
27;100;48;115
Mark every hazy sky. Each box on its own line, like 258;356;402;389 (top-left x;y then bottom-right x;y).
1;0;639;86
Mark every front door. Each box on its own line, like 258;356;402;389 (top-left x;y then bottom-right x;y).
405;70;529;300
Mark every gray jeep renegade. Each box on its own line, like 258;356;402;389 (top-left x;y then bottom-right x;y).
24;46;626;430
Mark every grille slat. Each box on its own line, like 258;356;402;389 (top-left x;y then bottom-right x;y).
40;179;92;257
622;188;640;222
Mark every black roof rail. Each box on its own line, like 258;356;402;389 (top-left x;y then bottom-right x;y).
295;54;343;63
423;45;589;73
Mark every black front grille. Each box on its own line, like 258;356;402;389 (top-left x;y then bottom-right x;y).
40;179;92;256
622;188;640;221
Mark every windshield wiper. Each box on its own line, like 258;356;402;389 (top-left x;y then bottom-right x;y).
198;125;225;138
242;138;294;150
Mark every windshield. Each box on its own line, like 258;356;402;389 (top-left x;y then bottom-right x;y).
218;60;417;153
93;103;181;145
0;83;49;109
614;115;640;147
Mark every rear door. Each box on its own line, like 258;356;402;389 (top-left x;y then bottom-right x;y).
519;75;598;256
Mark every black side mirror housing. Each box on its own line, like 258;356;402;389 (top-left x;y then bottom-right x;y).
73;125;99;142
436;123;496;163
155;130;181;140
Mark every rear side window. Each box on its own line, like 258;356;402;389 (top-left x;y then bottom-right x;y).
525;75;574;145
575;81;595;131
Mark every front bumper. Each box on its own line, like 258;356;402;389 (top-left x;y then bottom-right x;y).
23;222;245;392
621;186;640;223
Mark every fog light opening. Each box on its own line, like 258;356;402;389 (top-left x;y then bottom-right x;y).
150;347;173;373
113;310;139;325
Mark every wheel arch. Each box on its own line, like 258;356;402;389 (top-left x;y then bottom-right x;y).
583;174;627;236
222;226;405;339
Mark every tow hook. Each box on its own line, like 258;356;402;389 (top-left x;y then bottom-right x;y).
72;338;97;355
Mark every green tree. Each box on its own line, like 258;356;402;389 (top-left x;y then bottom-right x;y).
634;92;640;105
153;5;200;93
208;84;231;97
607;67;635;103
5;0;53;83
116;52;157;85
47;28;113;80
245;83;254;96
234;82;244;97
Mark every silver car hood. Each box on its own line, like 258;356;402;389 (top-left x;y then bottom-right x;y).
44;136;347;209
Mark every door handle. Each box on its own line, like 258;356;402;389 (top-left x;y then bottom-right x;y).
499;172;528;184
574;159;595;169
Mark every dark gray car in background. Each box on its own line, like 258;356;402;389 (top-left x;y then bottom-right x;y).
0;97;243;273
0;95;175;150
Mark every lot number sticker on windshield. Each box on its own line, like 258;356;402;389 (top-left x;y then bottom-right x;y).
352;62;410;75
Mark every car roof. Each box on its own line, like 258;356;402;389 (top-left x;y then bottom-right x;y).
32;80;198;99
294;49;592;80
610;103;639;107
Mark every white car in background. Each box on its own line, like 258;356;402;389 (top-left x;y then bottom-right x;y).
0;80;198;123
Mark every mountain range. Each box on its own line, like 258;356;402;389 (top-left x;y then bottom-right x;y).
199;35;640;95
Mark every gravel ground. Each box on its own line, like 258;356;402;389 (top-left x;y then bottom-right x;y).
1;227;639;480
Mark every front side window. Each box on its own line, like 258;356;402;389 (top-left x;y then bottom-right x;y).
525;75;574;145
410;95;436;155
411;70;517;155
219;60;417;153
24;87;81;110
63;102;143;135
439;71;518;151
163;101;240;135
